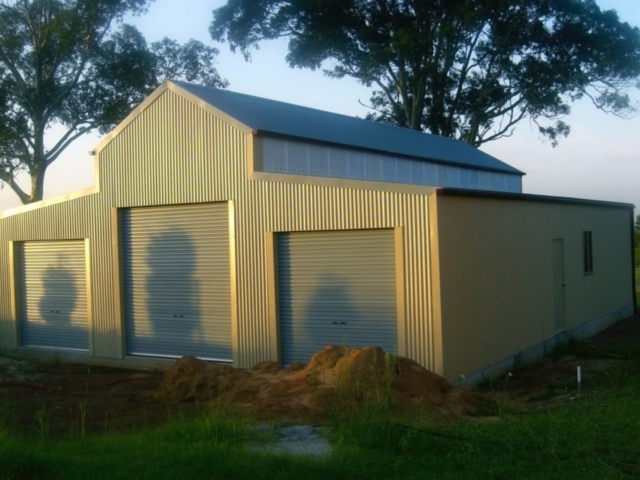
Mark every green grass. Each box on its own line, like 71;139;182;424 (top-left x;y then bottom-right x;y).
2;391;639;479
1;344;640;479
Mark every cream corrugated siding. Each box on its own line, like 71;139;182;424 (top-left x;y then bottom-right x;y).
431;195;634;379
101;88;436;371
0;84;632;380
121;203;232;361
249;181;433;368
0;195;113;356
278;229;397;364
17;241;88;351
103;93;239;207
0;87;438;373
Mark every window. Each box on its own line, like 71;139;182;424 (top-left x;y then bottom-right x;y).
583;231;593;274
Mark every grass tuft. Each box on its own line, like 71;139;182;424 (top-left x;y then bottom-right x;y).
327;349;396;425
1;323;640;479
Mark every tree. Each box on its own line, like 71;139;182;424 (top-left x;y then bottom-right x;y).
635;214;640;249
0;0;227;205
210;0;640;147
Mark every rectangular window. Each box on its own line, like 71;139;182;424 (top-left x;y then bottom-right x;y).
583;231;593;274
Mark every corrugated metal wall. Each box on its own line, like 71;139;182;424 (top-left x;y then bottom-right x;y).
278;229;398;364
17;240;89;351
0;195;114;357
121;203;232;361
262;137;523;193
246;182;433;369
0;85;438;372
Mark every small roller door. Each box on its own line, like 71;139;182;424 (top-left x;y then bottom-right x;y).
278;229;398;365
121;203;232;361
18;241;89;351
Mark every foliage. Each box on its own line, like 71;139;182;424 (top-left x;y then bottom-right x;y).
635;265;639;306
0;0;228;204
1;322;639;478
635;214;640;248
1;365;640;479
0;329;638;478
325;350;396;425
211;0;640;148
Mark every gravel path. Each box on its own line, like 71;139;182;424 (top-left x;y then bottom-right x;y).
246;425;333;457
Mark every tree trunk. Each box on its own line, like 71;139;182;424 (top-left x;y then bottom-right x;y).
28;131;47;204
28;167;45;204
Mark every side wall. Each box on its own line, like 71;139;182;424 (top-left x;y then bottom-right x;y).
430;193;634;381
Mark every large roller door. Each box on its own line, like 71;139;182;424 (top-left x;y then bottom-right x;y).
278;229;398;364
121;203;232;361
18;241;89;351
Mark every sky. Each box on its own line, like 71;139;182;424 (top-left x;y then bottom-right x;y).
1;0;639;213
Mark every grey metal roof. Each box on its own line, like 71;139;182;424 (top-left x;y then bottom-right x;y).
174;81;524;176
437;188;635;209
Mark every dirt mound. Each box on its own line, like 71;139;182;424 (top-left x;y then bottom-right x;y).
156;346;476;422
156;356;250;402
1;316;637;436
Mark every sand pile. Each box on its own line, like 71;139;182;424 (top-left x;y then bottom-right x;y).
156;345;476;422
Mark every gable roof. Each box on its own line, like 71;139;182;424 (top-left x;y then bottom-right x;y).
173;81;524;176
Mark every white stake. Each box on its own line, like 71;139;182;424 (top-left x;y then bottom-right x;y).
577;366;582;399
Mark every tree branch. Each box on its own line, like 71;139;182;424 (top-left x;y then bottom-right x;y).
46;123;94;166
0;169;29;204
477;108;527;145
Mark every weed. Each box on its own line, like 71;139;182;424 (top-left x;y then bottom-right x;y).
0;363;639;480
78;403;87;437
634;264;639;309
551;337;595;359
553;335;640;362
475;368;520;417
35;408;50;439
0;401;16;435
78;367;91;437
327;349;396;425
0;320;638;479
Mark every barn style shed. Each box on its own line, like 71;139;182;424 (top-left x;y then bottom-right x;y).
0;81;634;382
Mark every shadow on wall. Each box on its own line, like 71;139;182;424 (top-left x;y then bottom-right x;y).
138;228;227;359
142;229;198;355
280;274;362;365
30;261;88;351
303;275;361;346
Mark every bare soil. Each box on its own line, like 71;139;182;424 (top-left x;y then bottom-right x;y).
1;315;638;437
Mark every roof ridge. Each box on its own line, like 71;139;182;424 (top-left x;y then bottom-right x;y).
172;81;461;142
171;80;524;176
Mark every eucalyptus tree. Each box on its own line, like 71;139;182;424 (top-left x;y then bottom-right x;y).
211;0;640;147
0;0;227;204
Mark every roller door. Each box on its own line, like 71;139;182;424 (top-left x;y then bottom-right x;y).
121;203;232;361
278;229;398;364
18;241;89;351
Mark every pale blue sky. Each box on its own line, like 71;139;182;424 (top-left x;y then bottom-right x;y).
2;0;639;213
